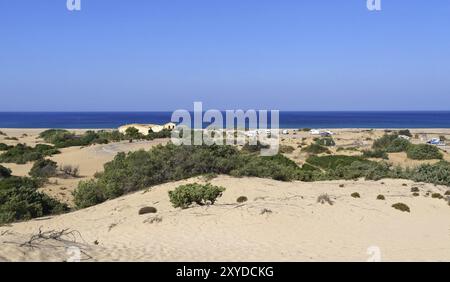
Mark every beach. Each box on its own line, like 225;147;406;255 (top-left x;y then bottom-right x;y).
1;128;450;261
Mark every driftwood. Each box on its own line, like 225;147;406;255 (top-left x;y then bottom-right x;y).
5;226;93;261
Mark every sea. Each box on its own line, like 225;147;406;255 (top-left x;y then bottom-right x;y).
0;111;449;129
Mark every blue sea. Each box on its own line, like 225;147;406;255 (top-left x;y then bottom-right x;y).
0;112;449;129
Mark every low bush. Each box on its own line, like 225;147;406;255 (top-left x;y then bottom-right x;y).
406;144;443;160
236;196;248;203
73;180;106;209
138;206;157;214
168;183;225;209
411;187;419;192
0;165;12;179
376;194;385;200
392;203;410;212
351;192;360;198
0;176;68;224
0;143;60;164
362;149;388;159
431;193;443;199
0;143;12;151
29;159;58;178
372;134;410;152
412;192;420;197
59;165;80;178
408;161;450;186
315;137;335;147
301;144;330;155
306;155;370;170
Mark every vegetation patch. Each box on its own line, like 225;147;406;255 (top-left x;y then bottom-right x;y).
236;196;248;203
372;134;410;153
168;183;225;209
406;144;443;160
392;203;410;213
431;193;443;199
0;176;68;224
351;192;360;198
376;194;385;200
362;149;388;159
138;206;157;215
0;144;60;164
0;165;12;179
315;137;335;147
29;159;58;179
301;144;330;155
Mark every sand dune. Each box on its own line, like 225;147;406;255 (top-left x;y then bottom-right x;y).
1;175;449;262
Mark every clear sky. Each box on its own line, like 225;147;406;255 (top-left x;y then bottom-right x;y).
0;0;449;111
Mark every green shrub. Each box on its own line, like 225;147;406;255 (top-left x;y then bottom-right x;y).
0;165;12;179
0;143;60;164
372;134;410;152
362;149;388;159
0;143;12;151
138;206;157;214
351;192;360;198
236;196;248;203
376;194;385;200
445;190;450;196
315;137;335;147
431;193;443;199
301;144;330;154
0;176;68;224
29;159;57;178
73;180;106;209
168;183;225;209
411;187;419;192
406;144;443;160
412;192;420;197
392;203;410;212
306;155;370;170
125;127;142;139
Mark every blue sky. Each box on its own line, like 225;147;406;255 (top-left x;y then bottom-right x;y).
0;0;449;111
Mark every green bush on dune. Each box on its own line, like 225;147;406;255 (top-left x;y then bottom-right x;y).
38;128;172;148
406;144;443;160
0;143;12;151
0;176;68;224
315;137;335;147
372;134;410;153
0;143;60;164
168;183;225;209
29;159;58;178
301;144;331;154
39;129;109;148
0;165;12;179
362;149;389;159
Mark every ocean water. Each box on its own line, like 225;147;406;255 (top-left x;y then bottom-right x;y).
0;111;449;129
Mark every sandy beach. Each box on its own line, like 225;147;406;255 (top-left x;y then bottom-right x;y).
1;128;450;262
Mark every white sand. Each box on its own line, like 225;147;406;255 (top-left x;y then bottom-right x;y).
1;176;449;262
